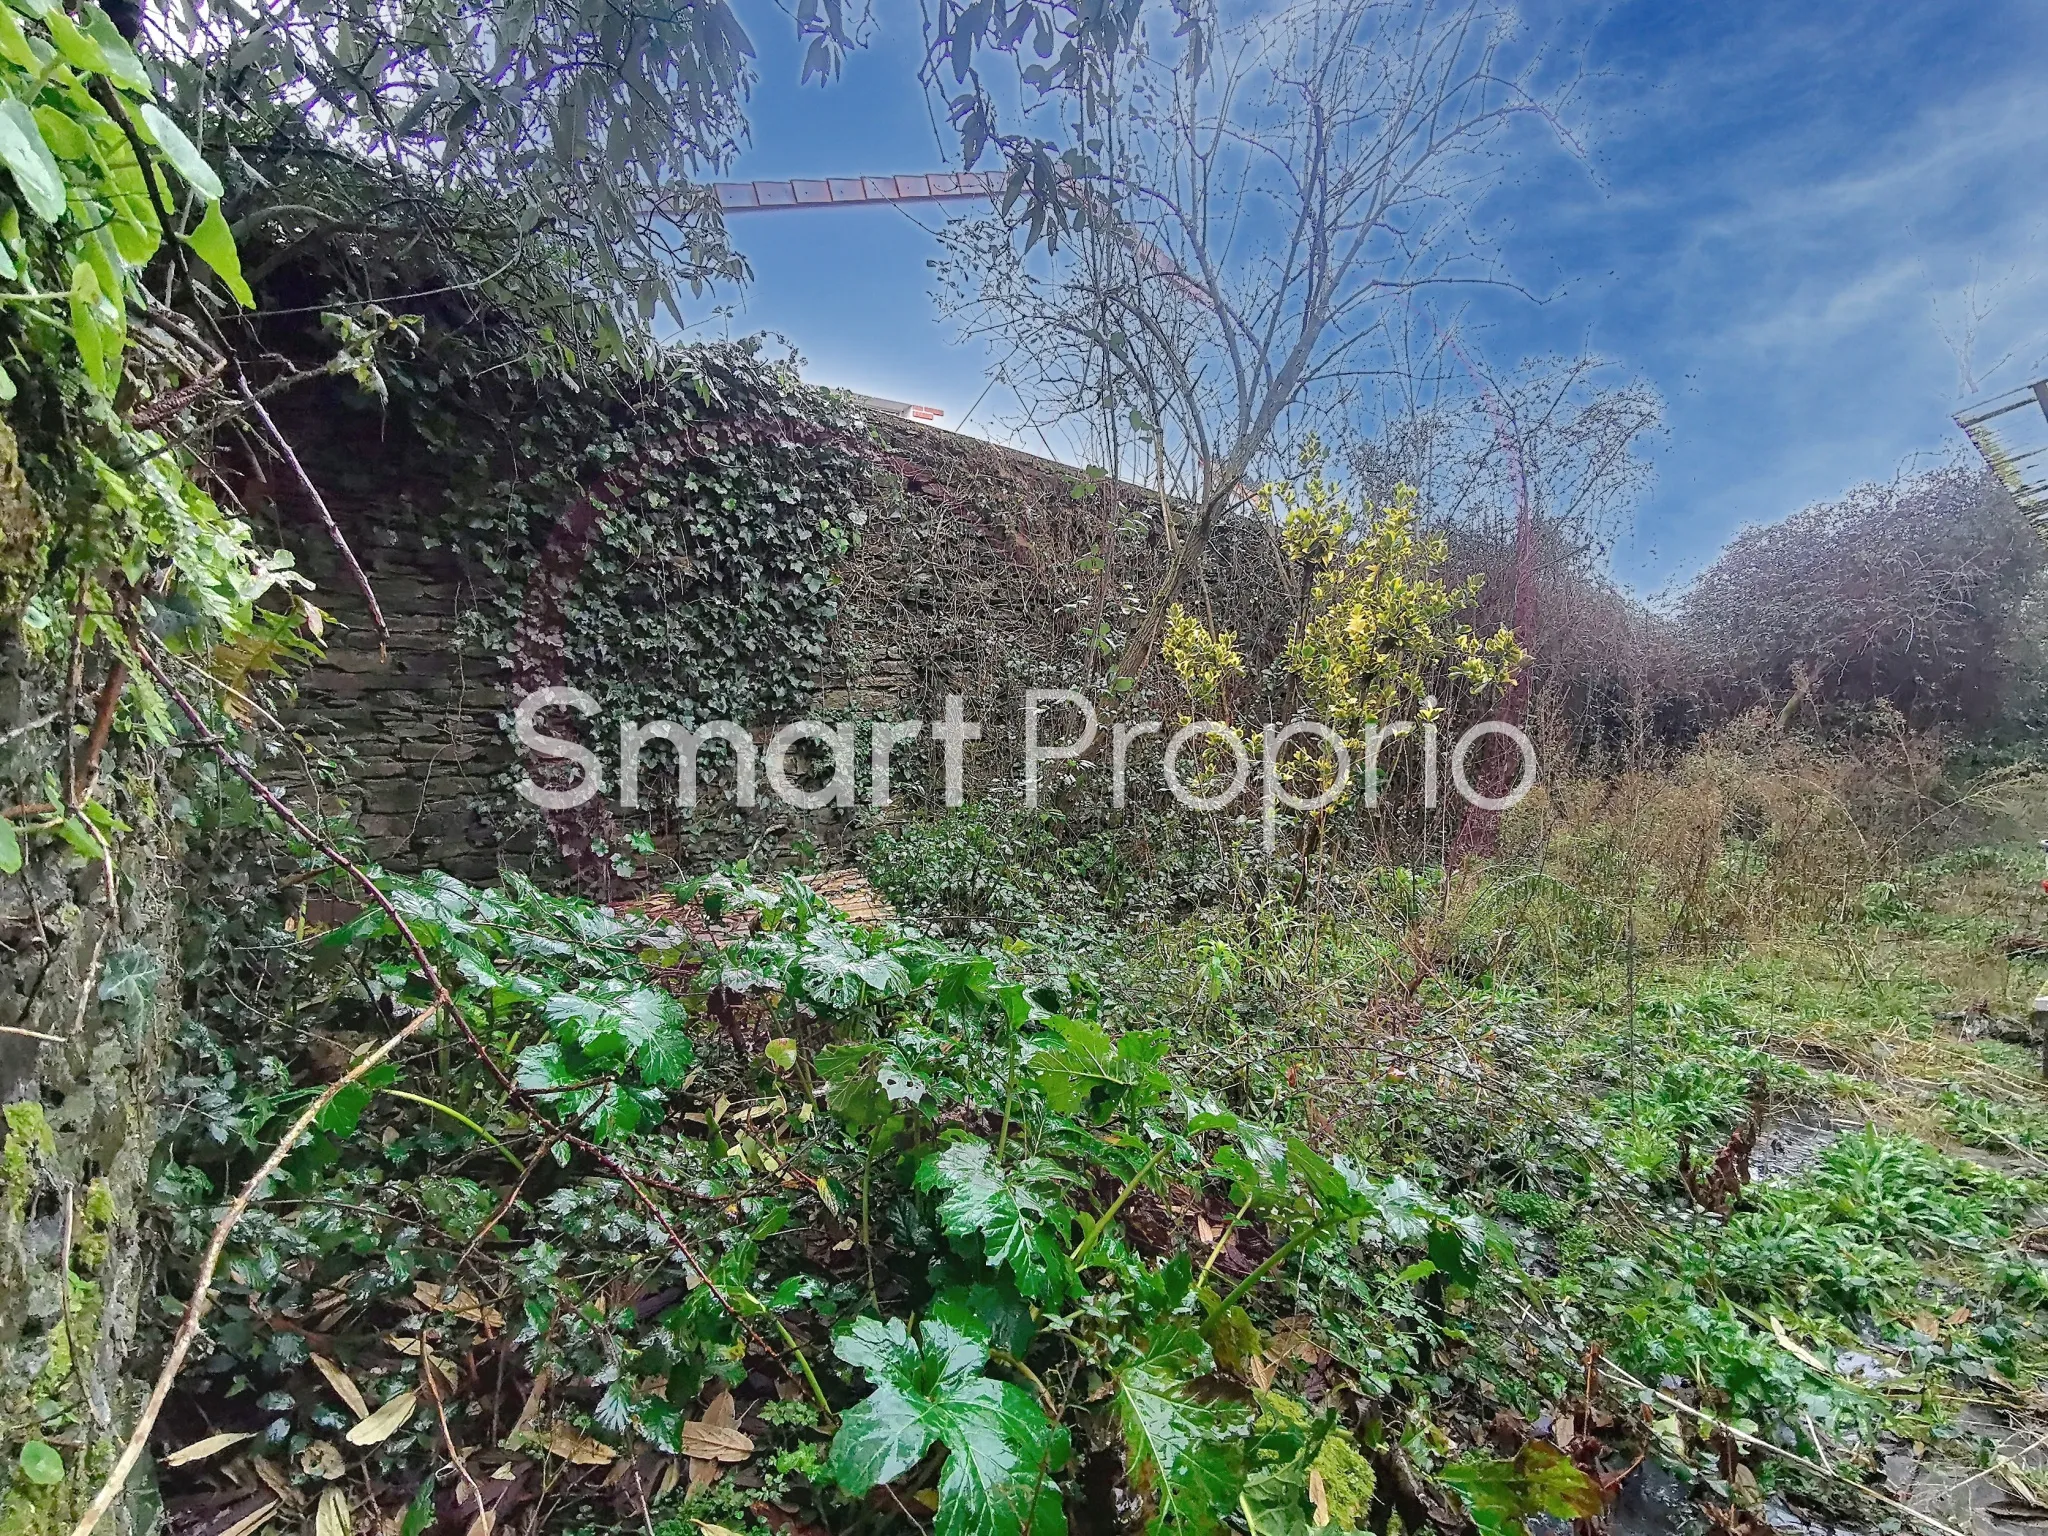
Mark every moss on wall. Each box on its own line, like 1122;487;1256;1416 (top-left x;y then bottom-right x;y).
0;634;184;1536
0;421;49;620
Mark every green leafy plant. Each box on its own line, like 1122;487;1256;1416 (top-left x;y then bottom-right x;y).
826;1314;1069;1536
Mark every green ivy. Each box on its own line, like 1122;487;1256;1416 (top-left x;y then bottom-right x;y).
416;342;873;734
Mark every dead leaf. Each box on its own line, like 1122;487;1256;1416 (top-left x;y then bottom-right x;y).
311;1355;370;1420
686;1391;739;1490
1997;1466;2048;1509
315;1487;351;1536
501;1369;551;1449
1767;1315;1830;1373
165;1431;257;1467
693;1524;744;1536
249;1457;296;1504
699;1392;736;1431
461;1513;493;1536
678;1424;753;1463
1244;1355;1274;1392
539;1423;616;1466
1309;1467;1332;1527
411;1281;504;1328
1730;1463;1762;1510
1266;1316;1325;1364
299;1442;345;1482
216;1499;280;1536
345;1391;419;1446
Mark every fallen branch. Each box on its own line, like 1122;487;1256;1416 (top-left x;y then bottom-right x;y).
1599;1359;1971;1536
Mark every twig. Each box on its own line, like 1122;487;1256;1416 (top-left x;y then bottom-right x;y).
419;1331;490;1535
1070;1144;1170;1267
0;711;59;747
67;920;108;1045
131;365;227;430
1938;1426;2048;1501
1195;1188;1258;1291
62;603;84;808
74;662;128;805
230;369;389;654
1601;1359;1971;1536
65;1004;438;1536
0;1024;63;1042
57;1187;84;1408
450;1134;560;1283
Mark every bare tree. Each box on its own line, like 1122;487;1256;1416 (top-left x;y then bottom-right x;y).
935;0;1563;680
1355;352;1661;579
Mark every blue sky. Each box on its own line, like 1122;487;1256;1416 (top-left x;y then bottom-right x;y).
689;1;2048;589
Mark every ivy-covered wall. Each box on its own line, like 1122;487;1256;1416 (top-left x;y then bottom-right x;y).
264;344;1126;890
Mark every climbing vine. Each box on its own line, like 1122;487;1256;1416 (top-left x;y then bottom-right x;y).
418;342;875;734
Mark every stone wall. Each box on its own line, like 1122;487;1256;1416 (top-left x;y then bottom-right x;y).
261;385;1135;890
0;637;184;1536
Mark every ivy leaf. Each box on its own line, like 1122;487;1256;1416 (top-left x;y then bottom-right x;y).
97;945;159;1028
1113;1322;1249;1531
634;1027;693;1088
817;1041;889;1127
915;1138;1073;1300
0;99;65;222
797;931;908;1009
1441;1441;1604;1536
315;1062;397;1135
582;1082;659;1141
515;1041;602;1122
515;1040;580;1089
183;196;252;307
137;103;222;200
544;983;692;1086
397;1479;435;1536
0;11;39;72
931;1281;1036;1358
826;1315;1068;1536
